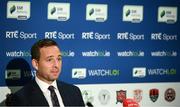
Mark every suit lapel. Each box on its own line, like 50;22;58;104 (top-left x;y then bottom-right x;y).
29;80;49;106
57;82;71;106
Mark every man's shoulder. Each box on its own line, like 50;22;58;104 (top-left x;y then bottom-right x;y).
57;80;79;90
13;79;36;95
57;80;75;87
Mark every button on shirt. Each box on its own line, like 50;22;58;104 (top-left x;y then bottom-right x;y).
35;76;64;107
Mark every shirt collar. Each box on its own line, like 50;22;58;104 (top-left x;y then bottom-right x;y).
35;76;58;92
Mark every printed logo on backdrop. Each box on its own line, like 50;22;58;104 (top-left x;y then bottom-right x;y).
151;51;177;57
132;67;146;78
117;50;144;57
86;4;108;22
116;90;126;104
133;89;143;103
6;50;31;58
151;32;178;41
48;3;70;21
98;89;110;105
149;88;159;102
72;68;120;78
123;5;143;23
88;69;120;77
158;6;177;24
117;32;145;41
5;69;21;80
82;32;111;40
72;68;86;79
148;68;176;76
164;88;176;102
5;58;32;86
82;90;94;106
7;1;30;20
45;31;75;40
61;50;75;57
82;50;110;57
6;30;37;40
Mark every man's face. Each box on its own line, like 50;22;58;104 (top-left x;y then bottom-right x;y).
33;46;62;84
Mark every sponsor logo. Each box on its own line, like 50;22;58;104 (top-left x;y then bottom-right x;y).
45;31;75;40
98;89;110;105
148;68;176;76
6;31;37;40
117;32;144;41
117;51;144;57
123;5;143;23
151;51;177;57
72;68;120;78
5;69;21;80
72;68;86;79
151;33;177;41
158;6;177;24
164;88;176;102
82;90;94;105
6;50;31;57
133;89;143;103
82;32;111;40
88;69;120;77
116;90;126;104
48;3;70;21
133;67;146;78
61;50;75;57
82;50;110;57
86;4;108;22
149;88;159;102
7;1;30;20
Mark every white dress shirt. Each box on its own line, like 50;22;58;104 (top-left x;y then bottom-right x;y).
35;76;65;107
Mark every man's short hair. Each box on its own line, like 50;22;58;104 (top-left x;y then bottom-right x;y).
31;39;58;60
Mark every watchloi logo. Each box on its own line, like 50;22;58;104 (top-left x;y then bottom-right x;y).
151;51;177;57
61;50;75;57
148;68;176;76
6;50;31;57
117;51;144;57
88;69;120;77
82;50;110;57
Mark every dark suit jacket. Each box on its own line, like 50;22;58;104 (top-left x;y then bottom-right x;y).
6;79;85;106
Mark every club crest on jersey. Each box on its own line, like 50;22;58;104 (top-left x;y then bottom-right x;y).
133;89;143;103
116;90;126;103
149;88;159;102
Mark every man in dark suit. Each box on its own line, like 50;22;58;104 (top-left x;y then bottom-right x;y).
6;39;85;106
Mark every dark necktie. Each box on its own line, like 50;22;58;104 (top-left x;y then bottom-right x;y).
48;86;60;107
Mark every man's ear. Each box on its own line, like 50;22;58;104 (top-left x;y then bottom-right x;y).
32;59;38;70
